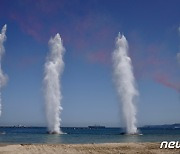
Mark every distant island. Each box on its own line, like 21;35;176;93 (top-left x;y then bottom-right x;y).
0;123;179;129
142;123;180;129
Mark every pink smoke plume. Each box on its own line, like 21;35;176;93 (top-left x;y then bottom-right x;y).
154;74;180;92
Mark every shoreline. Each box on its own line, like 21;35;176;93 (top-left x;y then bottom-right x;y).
0;142;180;154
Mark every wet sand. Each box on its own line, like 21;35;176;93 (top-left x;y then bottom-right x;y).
0;143;179;154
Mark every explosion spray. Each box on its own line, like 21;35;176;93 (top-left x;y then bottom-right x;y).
0;25;7;117
112;33;139;134
44;33;65;134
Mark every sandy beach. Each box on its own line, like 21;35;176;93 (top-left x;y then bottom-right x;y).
0;143;179;154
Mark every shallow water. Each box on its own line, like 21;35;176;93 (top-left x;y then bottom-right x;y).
0;127;179;144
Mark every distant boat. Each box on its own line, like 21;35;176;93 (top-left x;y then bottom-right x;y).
120;132;143;135
88;125;105;129
174;126;180;129
13;125;26;128
0;131;6;135
47;131;59;134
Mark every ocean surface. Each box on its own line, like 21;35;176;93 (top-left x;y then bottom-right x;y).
0;127;180;144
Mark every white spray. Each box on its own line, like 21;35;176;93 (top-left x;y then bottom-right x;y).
44;33;65;134
0;25;7;117
112;33;139;134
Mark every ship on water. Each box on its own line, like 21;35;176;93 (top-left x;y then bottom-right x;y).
88;125;106;129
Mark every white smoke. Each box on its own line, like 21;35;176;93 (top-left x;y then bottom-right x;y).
44;33;65;134
0;25;7;117
112;33;139;134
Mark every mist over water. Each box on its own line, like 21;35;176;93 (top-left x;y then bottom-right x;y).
0;25;7;117
112;33;139;134
44;33;65;134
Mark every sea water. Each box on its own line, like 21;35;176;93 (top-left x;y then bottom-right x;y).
0;127;180;144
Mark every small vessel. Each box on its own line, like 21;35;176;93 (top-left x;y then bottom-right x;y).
0;131;6;135
88;125;105;129
47;131;67;134
174;126;180;129
47;131;60;134
120;132;143;135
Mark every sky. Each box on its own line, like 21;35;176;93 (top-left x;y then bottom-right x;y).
0;0;180;127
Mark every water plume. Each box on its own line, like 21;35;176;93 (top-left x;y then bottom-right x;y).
112;33;139;134
44;33;65;134
0;25;7;116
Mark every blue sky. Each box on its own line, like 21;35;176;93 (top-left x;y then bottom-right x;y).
0;0;180;127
